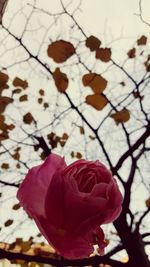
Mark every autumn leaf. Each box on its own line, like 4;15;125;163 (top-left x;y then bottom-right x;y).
1;163;9;169
86;35;101;51
137;35;147;46
127;48;136;58
0;96;13;113
110;108;130;125
0;0;9;23
145;197;150;208
19;94;28;102
96;48;111;62
39;89;44;96
12;203;20;210
0;71;9;94
4;219;13;227
13;77;28;89
86;94;108;110
47;40;75;63
82;73;107;94
53;68;68;93
23;112;34;124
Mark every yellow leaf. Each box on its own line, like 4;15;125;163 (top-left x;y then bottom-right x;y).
86;94;108;110
96;48;111;62
110;108;130;125
82;73;107;94
53;68;68;93
47;40;75;63
86;35;101;51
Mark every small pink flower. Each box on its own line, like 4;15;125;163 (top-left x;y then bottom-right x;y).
17;153;122;259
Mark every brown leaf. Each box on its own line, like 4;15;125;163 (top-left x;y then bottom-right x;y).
96;48;111;62
86;35;101;51
0;71;9;93
110;108;130;125
127;48;136;58
39;89;44;96
86;94;108;110
79;126;84;134
13;88;22;94
23;112;34;124
0;96;13;113
1;162;9;169
47;40;75;63
4;219;13;227
145;197;150;208
0;0;9;23
53;68;68;93
19;94;28;102
12;151;20;160
133;91;144;100
12;203;20;210
137;35;147;46
13;77;28;89
82;73;107;94
76;152;82;159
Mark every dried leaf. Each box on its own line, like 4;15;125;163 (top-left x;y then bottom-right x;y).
23;112;34;124
86;94;108;110
76;152;82;159
127;48;136;58
0;0;9;23
0;96;13;113
39;89;44;96
53;68;68;93
110;108;130;125
82;73;107;94
96;48;111;62
86;35;101;51
0;71;9;93
13;77;28;89
47;40;75;63
79;126;84;134
19;94;28;102
12;203;20;210
12;151;20;160
1;162;9;169
137;35;147;46
145;197;150;208
4;219;13;227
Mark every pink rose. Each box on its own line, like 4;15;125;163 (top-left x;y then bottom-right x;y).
17;153;122;259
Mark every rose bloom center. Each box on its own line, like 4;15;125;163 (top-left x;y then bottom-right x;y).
75;169;99;193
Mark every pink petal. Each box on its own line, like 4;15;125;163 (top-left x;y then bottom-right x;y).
17;153;66;218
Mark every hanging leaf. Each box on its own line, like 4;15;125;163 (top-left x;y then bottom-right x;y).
145;197;150;208
86;35;101;51
13;77;28;89
1;162;9;169
110;108;130;125
19;94;28;102
53;68;68;93
0;71;9;93
127;48;136;58
0;96;13;113
82;73;107;94
137;35;147;46
23;112;34;124
47;40;75;63
4;219;13;227
96;48;111;62
12;203;20;210
0;0;9;24
39;89;44;96
86;94;108;110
